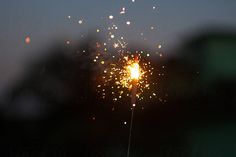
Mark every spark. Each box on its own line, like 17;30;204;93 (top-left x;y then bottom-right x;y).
113;43;119;48
120;7;126;14
110;34;115;38
78;19;83;24
118;40;128;48
25;36;31;44
109;15;114;19
66;40;70;45
126;21;131;25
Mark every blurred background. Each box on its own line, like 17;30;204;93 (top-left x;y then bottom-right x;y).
0;0;236;156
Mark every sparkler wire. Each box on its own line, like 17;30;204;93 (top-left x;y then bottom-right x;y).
127;82;137;157
127;105;134;157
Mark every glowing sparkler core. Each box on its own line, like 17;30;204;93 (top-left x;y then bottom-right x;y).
119;58;144;91
128;62;140;80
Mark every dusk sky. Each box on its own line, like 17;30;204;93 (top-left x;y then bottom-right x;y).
1;2;236;156
0;0;236;92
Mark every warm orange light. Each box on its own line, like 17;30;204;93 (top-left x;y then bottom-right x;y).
128;62;140;80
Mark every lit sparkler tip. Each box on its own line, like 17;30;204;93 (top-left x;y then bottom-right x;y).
128;62;141;80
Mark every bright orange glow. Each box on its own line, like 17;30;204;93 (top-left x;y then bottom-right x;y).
128;62;140;80
96;54;155;102
119;58;144;90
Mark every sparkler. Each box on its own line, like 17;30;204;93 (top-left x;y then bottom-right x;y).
88;2;161;156
95;50;156;157
127;61;140;157
94;18;157;155
96;53;154;102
